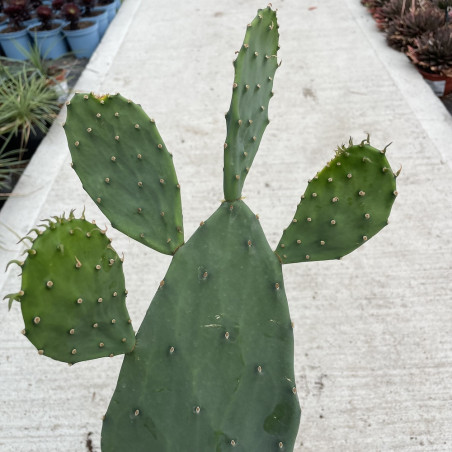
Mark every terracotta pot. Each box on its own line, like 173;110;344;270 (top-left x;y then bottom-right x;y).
418;68;452;98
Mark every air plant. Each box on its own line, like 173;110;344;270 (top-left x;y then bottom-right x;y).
0;65;60;156
0;140;25;201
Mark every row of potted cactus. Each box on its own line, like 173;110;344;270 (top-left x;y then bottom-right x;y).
0;0;121;60
361;0;452;96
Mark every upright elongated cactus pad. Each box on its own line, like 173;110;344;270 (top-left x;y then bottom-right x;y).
224;7;279;200
102;201;300;451
64;93;184;255
6;213;135;363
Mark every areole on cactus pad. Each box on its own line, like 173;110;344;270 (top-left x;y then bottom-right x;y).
4;5;398;451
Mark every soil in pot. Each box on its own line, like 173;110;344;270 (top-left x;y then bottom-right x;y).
63;20;96;31
29;22;61;32
0;27;31;60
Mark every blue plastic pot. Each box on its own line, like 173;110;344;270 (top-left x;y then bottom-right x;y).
115;0;121;11
28;20;68;60
63;19;99;58
0;27;31;60
101;1;117;22
89;8;109;38
24;18;40;28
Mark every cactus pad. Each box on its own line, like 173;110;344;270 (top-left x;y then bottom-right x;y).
276;140;398;263
64;93;184;255
7;213;135;363
224;6;279;201
102;201;300;451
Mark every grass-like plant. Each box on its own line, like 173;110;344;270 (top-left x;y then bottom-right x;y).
0;139;25;200
0;65;60;155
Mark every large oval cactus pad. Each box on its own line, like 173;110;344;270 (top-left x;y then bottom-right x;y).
224;5;279;201
17;213;135;363
102;201;300;451
64;93;183;255
276;140;397;263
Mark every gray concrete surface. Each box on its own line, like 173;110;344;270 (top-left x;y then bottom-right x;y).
1;0;452;450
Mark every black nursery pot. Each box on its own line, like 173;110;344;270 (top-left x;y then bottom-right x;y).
1;125;49;159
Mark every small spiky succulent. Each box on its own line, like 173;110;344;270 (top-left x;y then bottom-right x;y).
61;2;80;29
51;0;64;11
3;0;30;31
408;24;452;76
386;6;445;52
80;0;96;16
35;4;54;30
376;0;421;30
361;0;391;10
432;0;452;10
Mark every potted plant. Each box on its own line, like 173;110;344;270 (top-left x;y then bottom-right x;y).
386;5;445;52
407;24;452;96
50;0;64;18
361;0;391;27
0;64;60;160
0;139;25;210
375;0;421;31
0;1;8;27
27;4;68;59
432;0;452;22
97;0;116;23
61;2;99;58
80;0;109;38
0;0;32;60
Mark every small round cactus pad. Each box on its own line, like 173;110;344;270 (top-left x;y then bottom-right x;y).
10;213;135;363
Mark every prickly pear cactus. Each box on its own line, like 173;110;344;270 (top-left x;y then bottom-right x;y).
5;212;135;363
4;6;398;452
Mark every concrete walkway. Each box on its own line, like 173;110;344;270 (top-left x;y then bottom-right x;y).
1;0;452;450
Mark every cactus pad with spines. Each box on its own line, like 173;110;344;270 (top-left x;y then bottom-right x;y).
224;6;279;201
11;213;135;363
64;93;184;255
102;200;300;451
275;140;397;264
